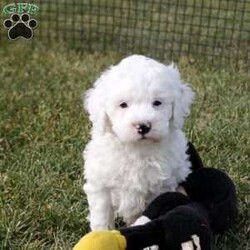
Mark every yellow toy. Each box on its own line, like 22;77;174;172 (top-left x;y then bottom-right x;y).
73;230;126;250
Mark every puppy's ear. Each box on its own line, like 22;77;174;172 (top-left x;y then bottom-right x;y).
83;75;112;137
168;65;195;129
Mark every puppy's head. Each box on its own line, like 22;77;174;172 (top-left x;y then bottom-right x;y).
84;55;194;142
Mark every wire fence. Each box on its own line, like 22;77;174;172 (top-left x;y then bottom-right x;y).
1;0;250;66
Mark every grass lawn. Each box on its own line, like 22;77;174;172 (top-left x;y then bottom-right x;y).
0;42;249;250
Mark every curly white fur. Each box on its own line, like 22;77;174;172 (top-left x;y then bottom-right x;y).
83;55;194;230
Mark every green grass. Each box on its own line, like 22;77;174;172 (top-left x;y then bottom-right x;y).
0;42;249;249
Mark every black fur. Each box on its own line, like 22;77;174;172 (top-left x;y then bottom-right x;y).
142;192;190;220
186;141;204;171
181;167;238;234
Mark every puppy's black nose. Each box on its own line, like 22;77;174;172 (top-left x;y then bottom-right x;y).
137;123;151;135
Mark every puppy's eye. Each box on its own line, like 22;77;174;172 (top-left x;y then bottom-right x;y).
153;100;162;106
120;102;128;108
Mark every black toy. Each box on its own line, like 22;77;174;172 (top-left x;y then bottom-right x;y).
74;166;237;250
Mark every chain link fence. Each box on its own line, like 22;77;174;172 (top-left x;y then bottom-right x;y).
1;0;250;65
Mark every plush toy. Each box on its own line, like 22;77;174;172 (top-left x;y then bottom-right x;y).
74;167;237;250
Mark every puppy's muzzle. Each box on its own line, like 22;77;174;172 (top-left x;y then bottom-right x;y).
135;123;152;135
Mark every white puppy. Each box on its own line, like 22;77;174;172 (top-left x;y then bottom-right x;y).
83;55;194;230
